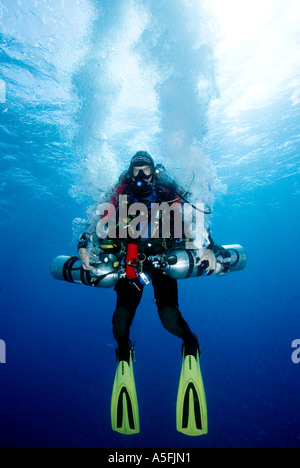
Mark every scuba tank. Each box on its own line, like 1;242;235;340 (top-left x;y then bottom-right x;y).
51;253;121;289
51;244;247;289
149;245;248;279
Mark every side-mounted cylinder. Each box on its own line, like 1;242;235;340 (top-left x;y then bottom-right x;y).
163;245;247;280
51;245;247;289
50;254;121;289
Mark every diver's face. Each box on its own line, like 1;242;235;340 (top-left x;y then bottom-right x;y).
132;165;153;180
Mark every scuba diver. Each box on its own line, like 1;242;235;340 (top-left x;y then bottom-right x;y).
77;151;218;436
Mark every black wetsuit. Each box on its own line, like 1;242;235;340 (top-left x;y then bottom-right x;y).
79;175;207;359
113;264;198;361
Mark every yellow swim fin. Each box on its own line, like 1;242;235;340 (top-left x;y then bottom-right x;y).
176;348;208;436
111;351;140;435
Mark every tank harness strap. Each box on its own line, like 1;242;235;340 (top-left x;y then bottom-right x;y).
214;246;232;274
83;269;117;287
185;250;196;279
80;268;93;286
62;256;107;287
228;248;240;268
63;256;80;283
196;263;205;277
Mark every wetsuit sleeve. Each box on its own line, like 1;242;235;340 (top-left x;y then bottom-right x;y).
206;229;215;249
160;182;221;252
77;199;112;250
78;182;129;249
77;185;119;250
97;184;129;241
78;231;92;250
206;229;225;255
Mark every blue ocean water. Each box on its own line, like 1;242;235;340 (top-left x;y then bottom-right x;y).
0;0;300;448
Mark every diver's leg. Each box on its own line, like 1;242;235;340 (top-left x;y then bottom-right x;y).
113;279;144;362
152;270;200;356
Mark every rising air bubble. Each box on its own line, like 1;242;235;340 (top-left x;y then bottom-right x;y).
0;79;6;104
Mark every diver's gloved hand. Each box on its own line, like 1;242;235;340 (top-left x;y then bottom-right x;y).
197;249;217;272
78;248;94;271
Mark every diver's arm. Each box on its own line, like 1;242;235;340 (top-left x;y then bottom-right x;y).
199;229;231;271
78;248;94;271
195;229;217;271
78;232;94;270
205;229;226;257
